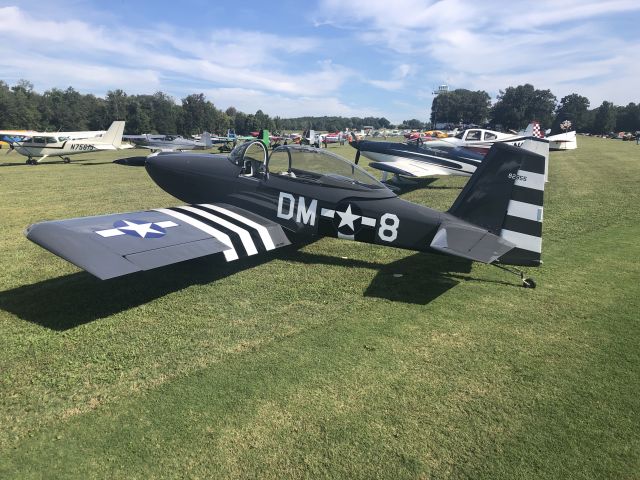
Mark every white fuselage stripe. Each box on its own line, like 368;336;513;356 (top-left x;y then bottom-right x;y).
515;170;545;191
506;200;543;222
199;204;275;250
154;208;238;261
500;229;542;253
178;206;257;256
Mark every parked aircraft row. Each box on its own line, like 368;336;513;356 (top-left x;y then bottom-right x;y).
350;122;551;184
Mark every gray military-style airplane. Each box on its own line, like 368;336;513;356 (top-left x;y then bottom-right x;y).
125;132;213;152
26;139;547;288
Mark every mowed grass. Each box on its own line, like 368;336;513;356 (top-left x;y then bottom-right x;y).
0;137;638;478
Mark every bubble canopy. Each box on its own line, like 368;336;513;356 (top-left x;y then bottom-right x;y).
266;145;387;190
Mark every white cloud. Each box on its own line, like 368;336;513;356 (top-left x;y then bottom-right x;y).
202;87;385;118
0;6;349;98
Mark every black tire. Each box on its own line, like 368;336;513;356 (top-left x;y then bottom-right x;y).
64;157;71;163
523;278;536;289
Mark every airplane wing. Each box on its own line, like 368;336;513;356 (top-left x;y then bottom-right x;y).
368;159;449;177
25;203;291;280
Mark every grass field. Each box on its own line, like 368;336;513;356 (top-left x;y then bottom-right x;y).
0;137;638;478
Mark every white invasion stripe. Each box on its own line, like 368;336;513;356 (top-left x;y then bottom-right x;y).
361;216;376;227
321;208;335;218
155;221;178;228
500;229;542;253
337;232;354;240
96;228;124;238
179;206;257;256
200;204;275;251
506;200;543;222
515;170;545;191
154;208;238;261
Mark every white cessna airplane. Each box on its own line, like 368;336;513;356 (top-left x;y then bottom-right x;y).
12;121;125;164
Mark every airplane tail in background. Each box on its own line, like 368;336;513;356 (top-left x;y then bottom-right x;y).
95;121;125;148
258;129;270;148
446;141;546;266
521;121;543;138
202;132;212;149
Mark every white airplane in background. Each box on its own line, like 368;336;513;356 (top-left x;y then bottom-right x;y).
12;121;125;164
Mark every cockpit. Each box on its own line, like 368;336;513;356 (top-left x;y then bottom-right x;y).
227;140;388;192
22;136;60;145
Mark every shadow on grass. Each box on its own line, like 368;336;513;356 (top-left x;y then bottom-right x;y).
0;247;511;331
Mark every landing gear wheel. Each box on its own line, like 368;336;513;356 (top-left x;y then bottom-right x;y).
522;278;536;289
63;157;71;163
26;158;35;165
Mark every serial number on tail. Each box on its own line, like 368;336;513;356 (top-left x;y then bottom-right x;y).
508;172;527;182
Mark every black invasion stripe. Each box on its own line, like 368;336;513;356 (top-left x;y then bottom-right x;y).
521;153;545;175
169;207;248;257
195;205;267;253
502;215;542;237
511;185;544;206
497;247;541;267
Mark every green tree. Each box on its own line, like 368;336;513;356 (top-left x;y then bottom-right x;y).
105;89;128;121
592;101;617;134
491;84;556;130
8;80;40;129
615;103;640;132
553;93;590;133
431;89;491;126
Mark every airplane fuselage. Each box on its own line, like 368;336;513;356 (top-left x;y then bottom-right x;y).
14;139;116;163
145;152;455;254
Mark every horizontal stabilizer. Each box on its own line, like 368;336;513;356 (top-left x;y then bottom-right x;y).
26;203;291;280
430;221;515;264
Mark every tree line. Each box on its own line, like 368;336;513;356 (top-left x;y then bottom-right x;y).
1;79;638;135
430;84;640;134
0;80;391;135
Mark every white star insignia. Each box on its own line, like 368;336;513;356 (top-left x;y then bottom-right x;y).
117;220;164;238
336;204;360;230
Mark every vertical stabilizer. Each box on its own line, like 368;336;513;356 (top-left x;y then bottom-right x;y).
95;121;125;147
448;142;546;266
202;132;212;148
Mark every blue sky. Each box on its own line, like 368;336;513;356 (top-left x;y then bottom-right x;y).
1;0;639;124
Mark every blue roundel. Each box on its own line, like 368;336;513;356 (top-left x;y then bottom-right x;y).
113;219;167;238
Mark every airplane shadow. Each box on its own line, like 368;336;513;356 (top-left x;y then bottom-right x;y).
0;247;513;331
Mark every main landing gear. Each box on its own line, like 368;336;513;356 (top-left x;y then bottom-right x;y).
26;157;37;165
494;264;536;288
63;157;71;163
